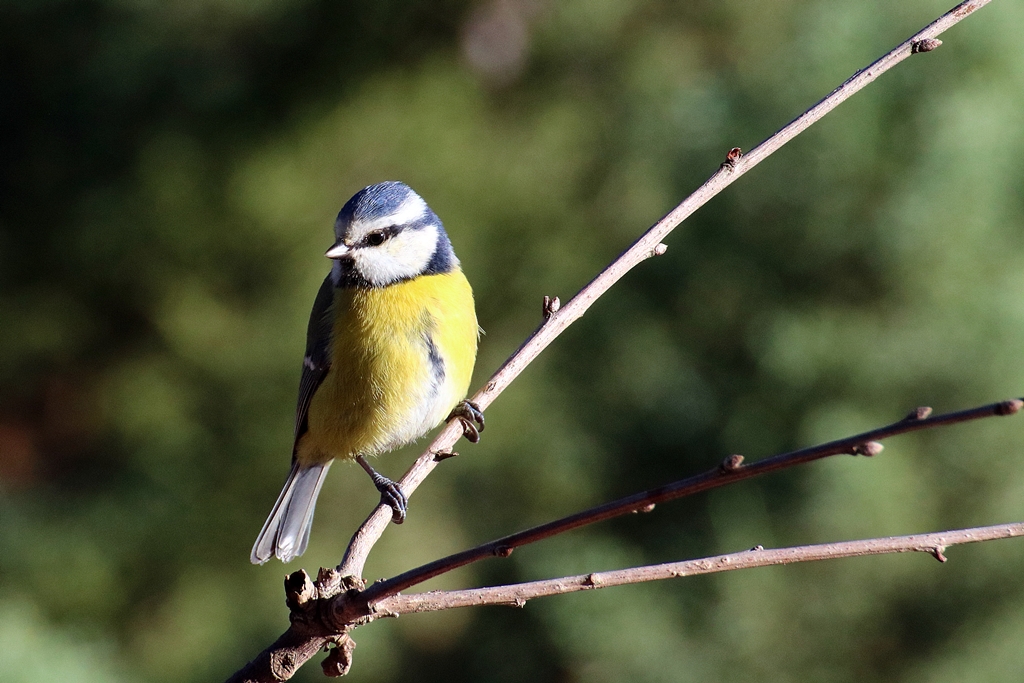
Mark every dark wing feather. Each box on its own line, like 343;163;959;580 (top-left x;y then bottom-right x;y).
293;274;335;451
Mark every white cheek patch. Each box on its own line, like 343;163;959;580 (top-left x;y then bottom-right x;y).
352;224;439;287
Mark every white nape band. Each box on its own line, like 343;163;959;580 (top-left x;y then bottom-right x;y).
347;193;429;242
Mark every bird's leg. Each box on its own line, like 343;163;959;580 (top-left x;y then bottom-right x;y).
355;455;407;524
448;400;485;443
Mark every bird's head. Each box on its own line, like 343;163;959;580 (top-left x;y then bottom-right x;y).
327;181;457;288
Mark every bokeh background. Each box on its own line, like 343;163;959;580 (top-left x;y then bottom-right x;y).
3;0;1024;680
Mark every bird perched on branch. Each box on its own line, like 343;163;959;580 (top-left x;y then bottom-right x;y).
251;181;484;565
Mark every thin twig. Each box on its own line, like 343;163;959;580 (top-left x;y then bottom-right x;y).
355;399;1022;607
234;394;1023;682
375;522;1024;615
227;2;993;680
335;0;992;582
335;0;991;589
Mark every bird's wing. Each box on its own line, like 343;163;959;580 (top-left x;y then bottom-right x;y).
293;274;335;451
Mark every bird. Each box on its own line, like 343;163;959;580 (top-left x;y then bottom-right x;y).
251;181;484;565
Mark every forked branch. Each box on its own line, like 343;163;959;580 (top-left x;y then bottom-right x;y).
227;2;997;680
230;395;1022;683
336;0;992;582
355;399;1022;607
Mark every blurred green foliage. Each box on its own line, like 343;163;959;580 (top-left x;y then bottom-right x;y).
2;0;1024;680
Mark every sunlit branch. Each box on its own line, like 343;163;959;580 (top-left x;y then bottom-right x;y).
335;0;992;583
355;399;1022;606
226;2;995;680
375;522;1024;615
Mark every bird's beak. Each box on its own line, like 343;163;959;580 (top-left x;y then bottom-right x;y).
325;243;350;259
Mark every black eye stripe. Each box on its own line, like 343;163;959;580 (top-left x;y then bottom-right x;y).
362;225;401;247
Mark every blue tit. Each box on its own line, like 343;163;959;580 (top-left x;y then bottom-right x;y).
251;181;483;565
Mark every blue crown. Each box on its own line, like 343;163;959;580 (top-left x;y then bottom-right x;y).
337;181;431;226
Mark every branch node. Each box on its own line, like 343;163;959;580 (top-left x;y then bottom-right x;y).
904;406;933;421
584;572;603;587
721;147;743;169
486;381;497;392
852;441;884;457
433;449;459;462
930;546;948;563
270;650;301;679
911;38;942;53
652;243;668;257
996;398;1023;416
285;569;316;610
750;545;764;552
633;503;656;514
494;545;514;558
315;567;344;598
321;634;357;678
542;295;561;319
720;454;745;472
513;598;527;608
319;570;364;605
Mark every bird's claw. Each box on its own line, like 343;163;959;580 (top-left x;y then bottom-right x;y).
371;473;408;524
449;400;485;443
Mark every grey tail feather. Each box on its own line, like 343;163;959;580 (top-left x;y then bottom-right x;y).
250;459;333;565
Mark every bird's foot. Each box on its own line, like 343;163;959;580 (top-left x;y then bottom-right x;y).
448;400;485;443
372;472;407;524
357;455;407;524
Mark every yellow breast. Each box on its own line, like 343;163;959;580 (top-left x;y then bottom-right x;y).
296;270;477;465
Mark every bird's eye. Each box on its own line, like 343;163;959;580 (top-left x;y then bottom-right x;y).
365;231;387;246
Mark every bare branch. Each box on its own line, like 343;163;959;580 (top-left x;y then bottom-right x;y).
376;522;1024;615
227;2;995;680
225;632;329;683
336;0;994;583
356;399;1023;606
231;393;1023;682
